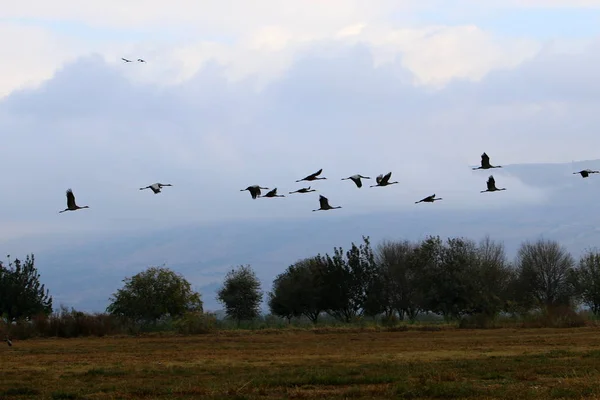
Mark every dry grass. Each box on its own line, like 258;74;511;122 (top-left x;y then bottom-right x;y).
3;327;600;399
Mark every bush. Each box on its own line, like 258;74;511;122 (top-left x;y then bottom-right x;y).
520;306;586;328
173;312;217;334
458;314;498;329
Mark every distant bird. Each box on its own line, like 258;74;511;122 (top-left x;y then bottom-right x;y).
240;185;269;199
121;58;133;63
59;189;89;213
289;186;316;194
5;336;11;347
473;152;502;170
296;169;327;182
573;169;599;178
312;195;342;212
139;183;172;194
481;175;506;193
262;188;285;198
137;59;146;63
342;174;371;188
370;172;398;187
415;194;443;204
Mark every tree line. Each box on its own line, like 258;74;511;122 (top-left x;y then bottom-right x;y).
268;235;600;326
3;235;600;339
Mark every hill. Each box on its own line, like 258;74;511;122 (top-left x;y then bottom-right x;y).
3;158;600;312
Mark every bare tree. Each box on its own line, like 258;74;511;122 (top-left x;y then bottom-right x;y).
515;239;576;311
375;240;422;320
573;248;600;316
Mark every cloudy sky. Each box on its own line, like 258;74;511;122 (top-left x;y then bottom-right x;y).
2;0;600;244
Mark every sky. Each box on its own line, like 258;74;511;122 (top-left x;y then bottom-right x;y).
2;0;600;245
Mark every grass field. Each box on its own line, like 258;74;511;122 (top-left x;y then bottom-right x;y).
2;327;600;399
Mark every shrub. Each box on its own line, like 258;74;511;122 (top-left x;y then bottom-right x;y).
174;312;217;334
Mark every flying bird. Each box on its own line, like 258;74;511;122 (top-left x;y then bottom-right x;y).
139;183;172;194
296;169;327;182
121;58;132;62
241;185;269;199
370;172;398;187
59;189;89;213
313;195;342;212
289;186;316;194
573;169;599;178
341;174;371;188
262;188;285;198
5;336;11;347
137;59;146;63
481;175;506;193
415;194;443;204
473;152;502;170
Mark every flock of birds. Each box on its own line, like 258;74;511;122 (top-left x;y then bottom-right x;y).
55;152;600;215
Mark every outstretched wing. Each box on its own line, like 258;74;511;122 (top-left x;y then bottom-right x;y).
351;177;362;188
66;189;76;208
319;195;328;209
481;153;490;167
381;172;392;185
266;189;276;196
308;168;323;179
375;174;383;185
487;176;496;190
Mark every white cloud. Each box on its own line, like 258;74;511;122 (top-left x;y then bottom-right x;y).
0;0;556;97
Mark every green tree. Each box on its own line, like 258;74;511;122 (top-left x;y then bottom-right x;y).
515;239;577;311
269;257;326;324
573;249;600;316
106;266;203;323
0;254;52;321
217;265;263;325
320;236;378;322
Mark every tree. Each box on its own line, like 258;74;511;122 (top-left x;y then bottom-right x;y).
217;265;263;324
515;239;576;311
320;236;378;322
573;249;600;316
268;257;327;324
0;254;53;321
106;266;203;323
471;236;512;318
371;239;422;321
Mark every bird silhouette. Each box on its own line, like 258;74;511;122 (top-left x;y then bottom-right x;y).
137;59;146;63
59;189;89;213
415;194;443;204
312;195;342;212
481;175;506;193
573;169;599;178
289;186;316;194
241;185;269;199
342;174;371;188
296;169;327;182
473;152;502;170
262;188;285;198
370;172;398;187
121;58;132;62
139;183;172;194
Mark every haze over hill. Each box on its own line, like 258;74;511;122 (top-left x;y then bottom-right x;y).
2;158;600;312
